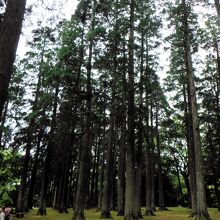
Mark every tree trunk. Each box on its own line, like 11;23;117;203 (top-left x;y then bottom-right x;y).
59;142;72;213
73;2;95;219
183;78;197;214
117;119;126;216
100;10;118;216
0;0;26;118
182;0;210;219
124;1;138;219
38;86;59;215
0;99;8;148
89;140;98;207
100;110;115;218
16;33;46;217
155;111;166;211
97;82;107;212
94;134;101;207
215;0;220;18
117;51;126;215
117;39;127;216
27;131;43;210
144;80;155;217
134;21;145;219
150;104;156;212
213;177;220;211
174;157;183;205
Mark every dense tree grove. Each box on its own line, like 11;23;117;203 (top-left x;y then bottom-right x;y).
0;1;220;220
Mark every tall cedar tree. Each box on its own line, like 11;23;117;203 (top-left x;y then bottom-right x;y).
182;0;210;219
100;0;119;218
124;0;138;220
73;0;95;219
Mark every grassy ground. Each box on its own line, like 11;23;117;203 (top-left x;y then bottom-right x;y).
15;207;220;220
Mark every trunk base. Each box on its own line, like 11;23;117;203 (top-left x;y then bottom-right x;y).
100;211;113;219
37;208;47;215
195;211;211;220
124;212;139;220
137;211;143;218
16;212;24;218
72;212;86;220
189;210;196;217
158;207;168;211
59;208;68;213
144;209;155;216
117;210;124;216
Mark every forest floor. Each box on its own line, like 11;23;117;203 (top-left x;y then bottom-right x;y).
14;207;220;220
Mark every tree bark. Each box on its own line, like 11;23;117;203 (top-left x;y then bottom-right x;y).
27;131;43;210
155;110;166;211
215;0;220;18
183;78;197;214
16;32;46;217
182;0;210;219
97;81;107;212
100;7;118;216
144;72;155;217
38;85;59;215
0;0;26;119
117;47;126;216
0;99;8;148
73;1;95;219
150;104;156;212
100;111;115;218
124;1;138;219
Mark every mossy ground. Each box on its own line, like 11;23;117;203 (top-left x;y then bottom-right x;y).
15;207;220;220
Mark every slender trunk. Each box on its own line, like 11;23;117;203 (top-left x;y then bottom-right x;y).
134;29;144;219
124;1;138;219
174;157;183;205
214;40;220;203
144;68;155;217
155;111;166;211
90;141;97;207
16;36;46;217
38;86;59;215
27;131;43;210
110;145;117;211
100;6;119;216
182;0;209;219
0;99;8;148
117;120;126;216
214;1;220;164
0;0;26;118
183;79;197;214
213;177;220;211
97;82;107;212
215;0;220;18
182;167;191;207
94;134;101;207
59;143;71;213
150;104;156;212
117;40;127;216
100;111;115;218
144;127;155;216
73;2;95;219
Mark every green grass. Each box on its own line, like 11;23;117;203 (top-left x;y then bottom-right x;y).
15;207;220;220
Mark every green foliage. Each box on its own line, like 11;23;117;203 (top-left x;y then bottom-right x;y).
0;149;21;206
